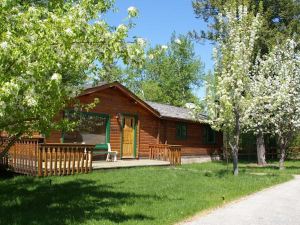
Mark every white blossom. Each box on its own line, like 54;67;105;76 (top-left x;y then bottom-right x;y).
127;6;138;18
148;54;154;60
136;38;146;47
0;41;8;49
65;28;73;36
161;45;168;50
175;38;181;44
117;24;128;33
51;73;62;81
25;96;37;107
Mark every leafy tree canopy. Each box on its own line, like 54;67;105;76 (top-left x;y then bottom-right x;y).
129;34;204;107
191;0;300;54
0;0;144;138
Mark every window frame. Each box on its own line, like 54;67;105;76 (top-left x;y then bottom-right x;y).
62;110;110;146
203;125;216;145
176;123;187;140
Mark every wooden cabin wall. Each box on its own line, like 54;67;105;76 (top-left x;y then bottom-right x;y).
45;86;223;158
162;120;223;156
46;87;160;158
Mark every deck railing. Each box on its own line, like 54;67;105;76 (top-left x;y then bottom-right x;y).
38;144;94;176
7;138;40;176
1;138;94;176
149;144;181;165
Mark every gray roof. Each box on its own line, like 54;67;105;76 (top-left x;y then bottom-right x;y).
146;101;206;122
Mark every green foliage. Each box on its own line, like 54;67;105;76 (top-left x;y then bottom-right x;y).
0;161;295;225
0;0;144;137
131;34;204;107
191;0;300;54
290;131;300;147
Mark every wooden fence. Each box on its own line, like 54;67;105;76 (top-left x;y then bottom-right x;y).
149;144;181;165
1;139;94;176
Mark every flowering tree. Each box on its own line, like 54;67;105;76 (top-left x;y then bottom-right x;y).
205;6;261;175
0;0;144;156
245;39;300;169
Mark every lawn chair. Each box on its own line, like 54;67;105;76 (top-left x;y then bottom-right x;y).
106;143;118;162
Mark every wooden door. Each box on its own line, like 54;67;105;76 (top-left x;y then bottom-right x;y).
122;116;135;158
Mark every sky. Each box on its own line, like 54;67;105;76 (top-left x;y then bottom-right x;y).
105;0;215;98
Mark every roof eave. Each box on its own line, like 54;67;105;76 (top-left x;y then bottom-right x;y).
160;116;208;124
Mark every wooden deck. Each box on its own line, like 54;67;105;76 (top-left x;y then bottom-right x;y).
1;139;181;176
93;159;170;169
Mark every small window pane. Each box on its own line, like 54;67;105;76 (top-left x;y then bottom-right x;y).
176;124;187;139
181;125;187;137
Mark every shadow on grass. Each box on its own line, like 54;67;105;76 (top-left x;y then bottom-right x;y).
241;163;300;174
0;177;155;225
0;169;19;180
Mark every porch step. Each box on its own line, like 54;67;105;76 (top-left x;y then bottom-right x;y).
92;159;170;170
181;156;220;164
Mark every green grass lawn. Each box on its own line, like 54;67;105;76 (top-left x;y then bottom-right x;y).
0;160;299;225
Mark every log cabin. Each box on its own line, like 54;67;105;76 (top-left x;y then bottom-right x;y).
46;81;223;159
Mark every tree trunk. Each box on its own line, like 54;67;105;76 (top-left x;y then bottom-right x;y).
232;146;239;176
230;109;241;176
279;147;286;170
256;132;266;165
0;133;22;158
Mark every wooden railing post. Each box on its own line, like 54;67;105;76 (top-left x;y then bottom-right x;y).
38;146;43;177
54;147;57;176
148;144;181;166
89;149;93;172
85;148;88;173
72;147;75;175
49;147;53;176
63;148;66;175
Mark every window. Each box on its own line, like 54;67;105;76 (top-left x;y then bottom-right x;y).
203;125;216;145
176;123;187;140
63;111;109;145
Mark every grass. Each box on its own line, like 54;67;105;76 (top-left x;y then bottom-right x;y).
0;160;299;225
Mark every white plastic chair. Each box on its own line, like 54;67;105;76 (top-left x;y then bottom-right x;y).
106;143;118;162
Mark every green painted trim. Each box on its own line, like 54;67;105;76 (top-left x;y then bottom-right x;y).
120;128;123;158
133;115;138;158
176;123;187;140
62;110;110;145
120;113;138;159
95;144;108;150
106;114;111;143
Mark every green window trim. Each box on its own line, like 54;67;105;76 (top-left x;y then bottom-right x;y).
203;125;216;145
62;110;110;148
176;123;187;140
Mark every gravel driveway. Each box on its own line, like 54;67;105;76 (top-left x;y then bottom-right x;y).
179;175;300;225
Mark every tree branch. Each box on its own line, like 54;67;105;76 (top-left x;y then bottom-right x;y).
0;132;23;159
0;117;39;130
